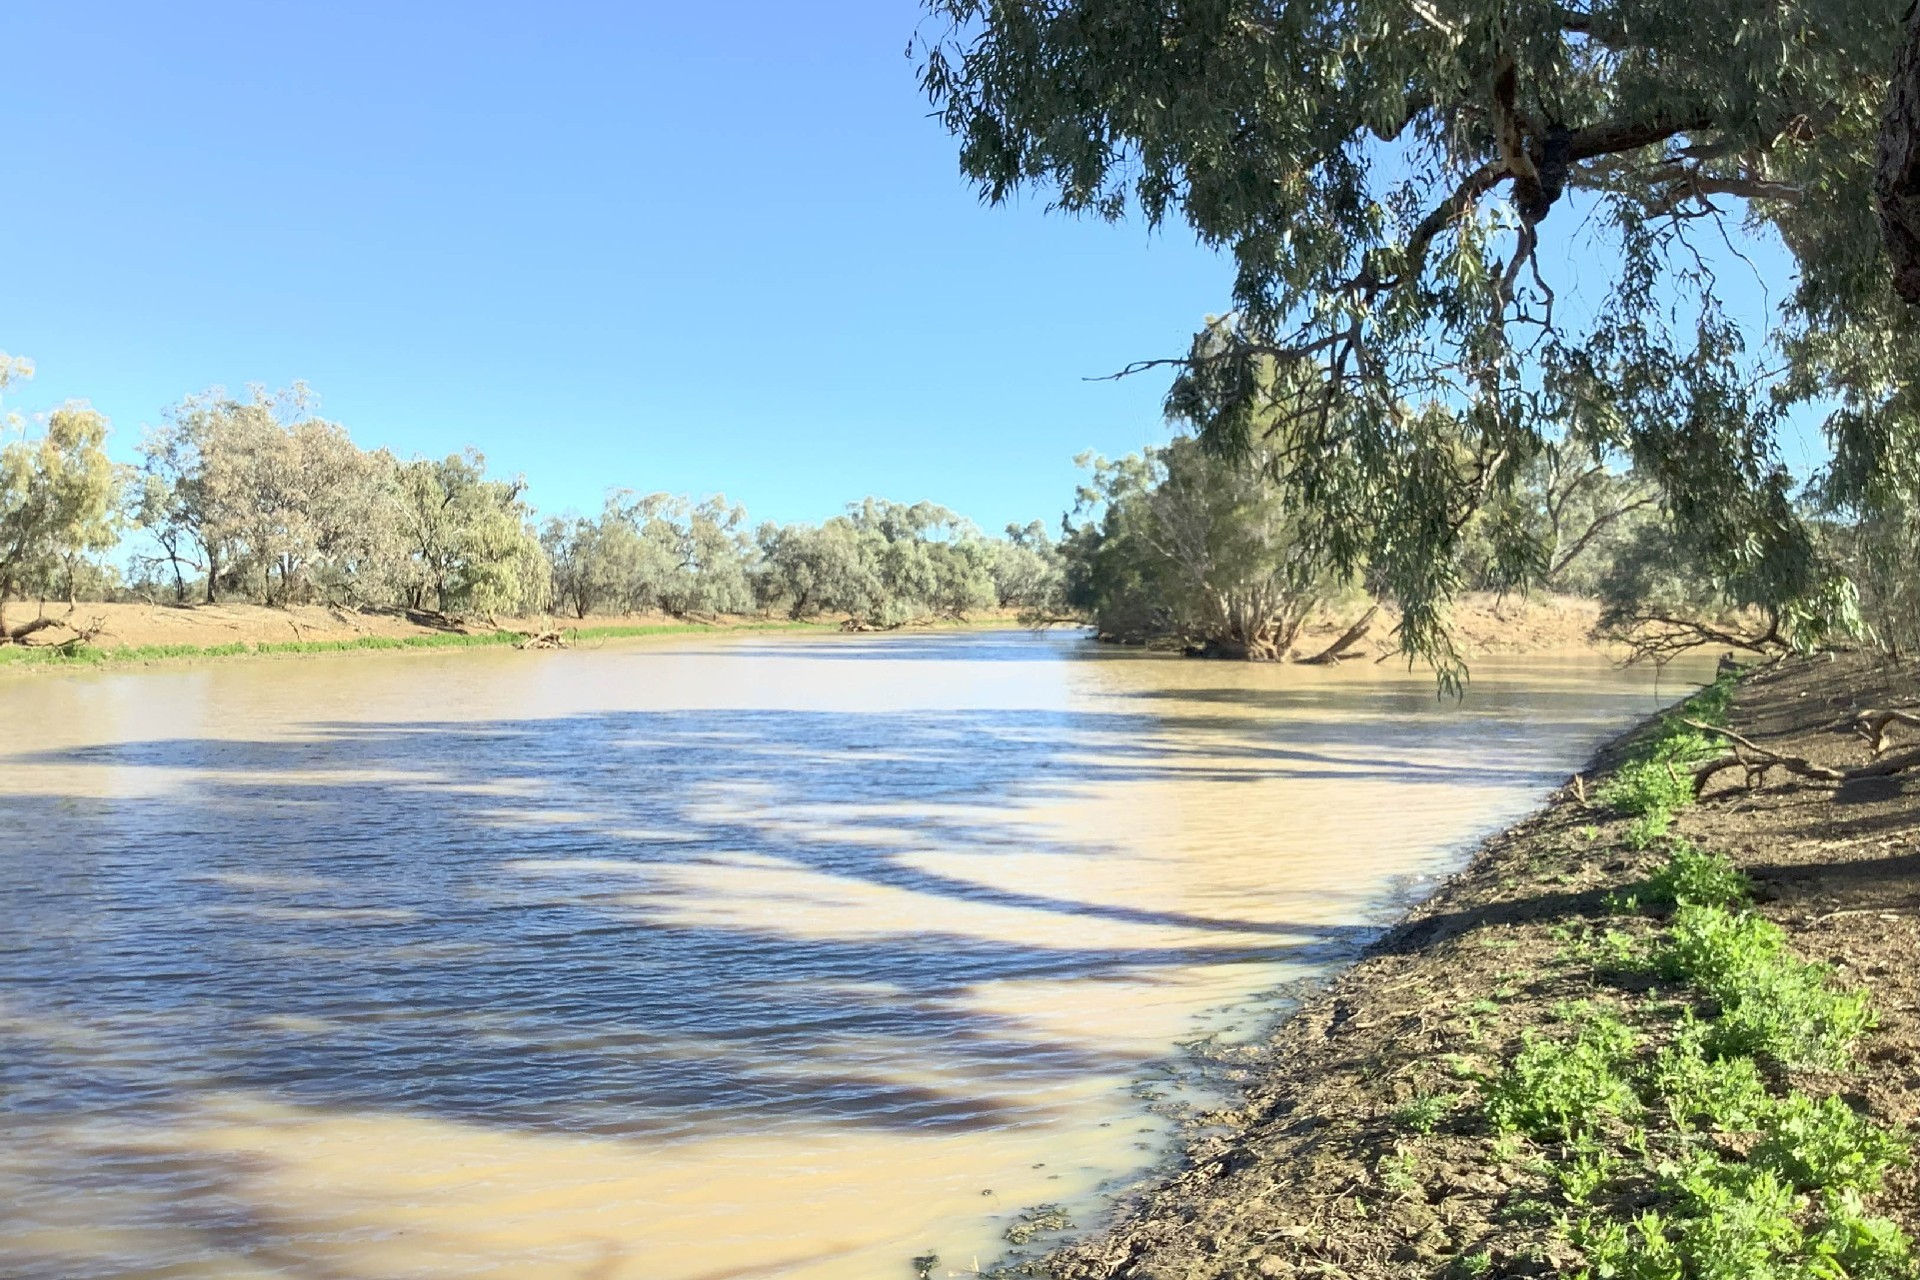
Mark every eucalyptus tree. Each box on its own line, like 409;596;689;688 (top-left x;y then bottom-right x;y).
139;386;397;605
920;0;1920;676
1065;437;1343;659
756;499;1001;626
845;499;999;622
0;371;122;640
393;450;548;615
991;519;1068;612
755;518;884;619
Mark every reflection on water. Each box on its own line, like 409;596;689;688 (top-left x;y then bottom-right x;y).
0;631;1700;1279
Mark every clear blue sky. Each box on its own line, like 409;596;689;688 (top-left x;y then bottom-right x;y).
4;3;1822;533
3;1;1232;532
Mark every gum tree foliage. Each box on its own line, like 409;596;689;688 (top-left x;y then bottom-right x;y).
919;0;1920;679
755;499;1004;626
0;356;121;637
393;450;548;615
992;518;1069;611
1456;448;1657;594
542;492;755;618
1063;436;1343;658
138;386;399;605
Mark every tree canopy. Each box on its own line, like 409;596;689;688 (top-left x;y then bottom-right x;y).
1064;437;1344;657
920;0;1919;676
0;356;122;636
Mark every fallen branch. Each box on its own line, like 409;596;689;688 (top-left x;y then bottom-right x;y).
5;615;62;645
1854;708;1920;755
516;629;568;650
1299;606;1379;665
1686;717;1920;791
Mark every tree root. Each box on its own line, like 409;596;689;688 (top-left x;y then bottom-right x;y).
1854;708;1920;755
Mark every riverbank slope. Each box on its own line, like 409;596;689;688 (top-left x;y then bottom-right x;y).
0;591;1608;671
1043;652;1920;1279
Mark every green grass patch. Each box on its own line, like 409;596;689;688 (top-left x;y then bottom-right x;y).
0;617;857;671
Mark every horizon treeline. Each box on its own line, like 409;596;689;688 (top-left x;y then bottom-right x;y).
14;366;1908;665
1;375;1067;630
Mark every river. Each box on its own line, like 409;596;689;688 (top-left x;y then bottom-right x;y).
0;630;1699;1280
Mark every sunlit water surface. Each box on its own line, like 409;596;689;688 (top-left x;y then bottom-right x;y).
0;631;1705;1279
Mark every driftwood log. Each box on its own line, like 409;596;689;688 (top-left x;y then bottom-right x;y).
1690;711;1920;793
1299;605;1379;665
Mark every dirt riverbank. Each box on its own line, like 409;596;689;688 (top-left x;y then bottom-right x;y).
0;591;1606;663
0;600;819;651
1037;652;1920;1279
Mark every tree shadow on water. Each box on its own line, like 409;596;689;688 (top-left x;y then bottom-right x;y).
0;687;1625;1278
1;705;1409;1141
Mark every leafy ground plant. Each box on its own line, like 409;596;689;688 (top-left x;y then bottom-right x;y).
1657;904;1875;1068
1485;1010;1639;1141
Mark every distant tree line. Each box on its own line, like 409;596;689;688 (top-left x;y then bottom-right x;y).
0;366;1065;637
10;359;1913;663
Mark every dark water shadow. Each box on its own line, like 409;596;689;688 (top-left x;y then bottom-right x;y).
2;705;1428;1142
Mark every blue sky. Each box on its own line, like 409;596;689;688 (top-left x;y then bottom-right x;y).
3;1;1231;532
4;2;1821;534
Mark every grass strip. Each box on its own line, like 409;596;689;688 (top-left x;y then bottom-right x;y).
0;618;859;670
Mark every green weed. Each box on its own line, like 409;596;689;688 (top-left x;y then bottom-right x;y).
1641;840;1752;910
1805;1190;1917;1279
1646;1019;1770;1133
1452;1250;1493;1277
1393;1090;1462;1134
1558;1145;1621;1205
1668;1158;1803;1279
1656;905;1873;1068
1751;1094;1908;1194
1597;675;1740;838
1377;1150;1422;1196
1485;1013;1639;1141
1568;1210;1682;1280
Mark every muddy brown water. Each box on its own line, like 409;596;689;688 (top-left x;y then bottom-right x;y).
0;630;1706;1279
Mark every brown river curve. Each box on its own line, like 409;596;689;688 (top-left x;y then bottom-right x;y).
0;629;1707;1280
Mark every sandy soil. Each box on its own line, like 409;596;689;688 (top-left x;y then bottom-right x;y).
0;591;1610;658
1295;592;1607;660
0;601;794;651
1037;651;1920;1279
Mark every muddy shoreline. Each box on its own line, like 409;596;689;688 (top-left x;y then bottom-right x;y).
1031;652;1920;1280
0;592;1612;673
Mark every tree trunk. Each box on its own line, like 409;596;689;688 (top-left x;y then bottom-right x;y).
1878;2;1920;302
